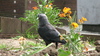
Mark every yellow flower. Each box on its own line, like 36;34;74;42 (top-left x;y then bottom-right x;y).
82;17;87;21
59;13;66;17
32;6;38;10
63;7;71;13
45;5;52;8
18;37;26;41
45;4;53;9
78;19;84;24
68;15;72;19
45;5;48;8
67;11;72;14
71;22;79;28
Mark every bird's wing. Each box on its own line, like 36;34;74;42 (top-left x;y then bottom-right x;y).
45;29;61;42
38;24;61;42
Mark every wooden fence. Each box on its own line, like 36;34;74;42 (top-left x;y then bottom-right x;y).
0;17;34;38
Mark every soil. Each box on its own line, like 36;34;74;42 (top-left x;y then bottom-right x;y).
0;38;58;56
0;38;100;56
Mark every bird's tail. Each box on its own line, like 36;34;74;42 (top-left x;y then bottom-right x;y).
59;35;67;44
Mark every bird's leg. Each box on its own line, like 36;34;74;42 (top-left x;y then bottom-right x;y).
55;42;58;49
45;41;51;46
46;43;49;46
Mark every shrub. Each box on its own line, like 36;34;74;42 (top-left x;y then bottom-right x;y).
19;0;66;39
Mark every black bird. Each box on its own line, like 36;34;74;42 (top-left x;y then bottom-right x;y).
37;14;66;48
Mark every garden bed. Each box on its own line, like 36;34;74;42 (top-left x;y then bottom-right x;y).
0;38;58;56
0;38;100;56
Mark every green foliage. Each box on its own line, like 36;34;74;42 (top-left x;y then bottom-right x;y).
58;33;85;56
19;0;65;39
58;9;86;56
0;44;8;50
20;0;64;26
20;42;53;56
65;33;84;53
3;37;49;56
11;36;22;40
23;31;38;39
18;0;93;56
44;53;49;56
58;49;71;56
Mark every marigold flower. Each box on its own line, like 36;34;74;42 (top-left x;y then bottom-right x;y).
18;37;26;41
68;15;72;19
82;17;87;21
67;11;72;14
50;3;53;5
71;22;79;28
59;13;66;17
78;19;84;24
32;6;38;10
63;7;71;13
45;5;48;8
84;46;88;51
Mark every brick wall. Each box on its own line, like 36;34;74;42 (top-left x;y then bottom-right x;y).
0;0;25;18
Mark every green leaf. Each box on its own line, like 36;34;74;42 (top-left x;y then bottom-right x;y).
58;49;71;56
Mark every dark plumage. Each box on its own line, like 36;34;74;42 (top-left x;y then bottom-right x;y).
37;14;66;48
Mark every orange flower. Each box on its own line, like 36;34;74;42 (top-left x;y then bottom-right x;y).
18;37;26;41
78;19;84;24
68;15;72;19
84;46;88;51
32;6;38;10
71;22;79;28
63;7;71;13
82;17;87;21
59;13;66;17
50;3;53;5
67;11;72;14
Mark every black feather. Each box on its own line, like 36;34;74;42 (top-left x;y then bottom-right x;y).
37;14;66;49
